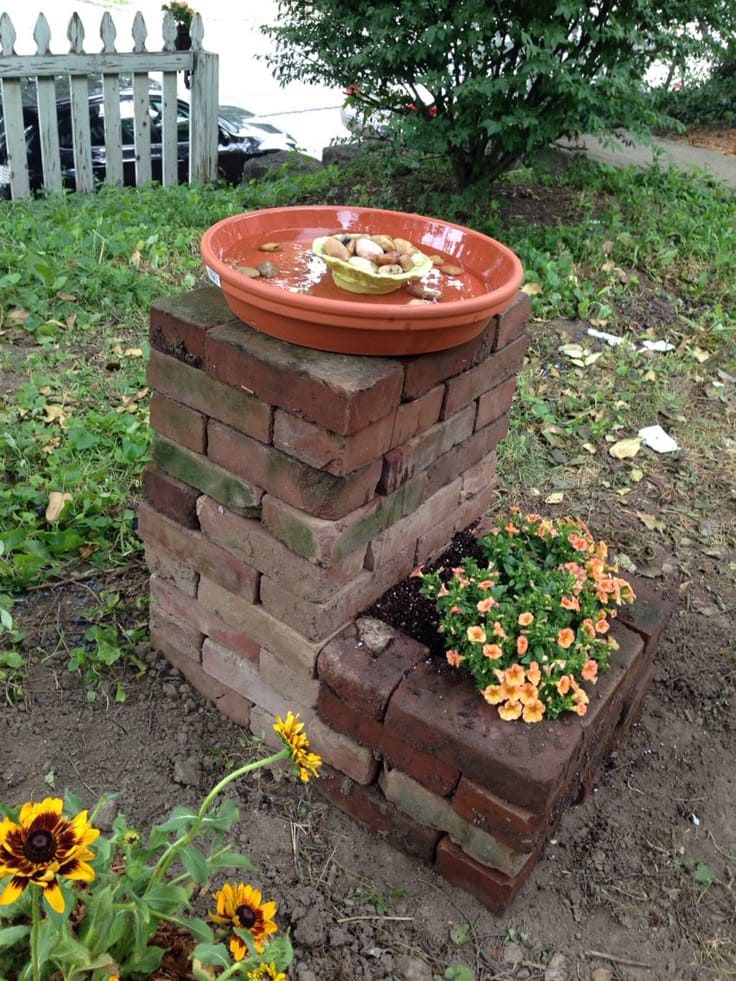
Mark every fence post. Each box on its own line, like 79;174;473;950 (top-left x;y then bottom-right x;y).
188;14;218;185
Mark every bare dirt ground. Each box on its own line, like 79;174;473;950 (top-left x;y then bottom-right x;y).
666;126;736;158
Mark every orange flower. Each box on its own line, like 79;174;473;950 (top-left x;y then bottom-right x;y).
522;699;546;723
451;566;465;576
450;605;463;614
505;522;519;535
517;682;539;705
560;595;580;612
466;625;486;644
526;661;541;686
446;650;464;668
568;533;590;553
575;701;588;717
498;700;523;721
482;685;505;705
493;621;507;639
476;597;496;614
581;619;596;638
409;566;425;579
572;688;589;705
557;628;575;649
437;583;449;598
516;634;529;655
595;618;609;634
477;579;495;590
518;612;534;626
482;643;503;660
499;682;521;702
582;659;598;682
504;664;525;689
557;675;571;695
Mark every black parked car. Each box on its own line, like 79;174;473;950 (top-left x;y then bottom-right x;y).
0;87;300;196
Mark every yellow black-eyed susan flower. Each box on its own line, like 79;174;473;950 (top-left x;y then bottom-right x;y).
0;797;99;913
273;711;322;783
210;882;278;958
247;964;287;981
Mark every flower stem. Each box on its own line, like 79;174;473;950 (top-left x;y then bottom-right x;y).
30;886;41;981
149;748;289;887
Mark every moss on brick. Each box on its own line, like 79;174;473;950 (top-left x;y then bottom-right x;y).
152;435;261;516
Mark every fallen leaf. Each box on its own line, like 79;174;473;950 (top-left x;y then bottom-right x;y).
691;346;710;364
637;511;665;531
630;467;644;482
609;438;641;460
44;405;69;427
582;443;597;454
544;491;565;504
45;492;73;523
588;317;610;328
521;282;542;295
44;770;56;789
124;347;143;358
8;308;30;324
56;291;77;301
584;351;603;366
616;487;632;496
130;249;142;268
66;313;77;330
644;369;657;381
111;343;123;355
559;343;585;358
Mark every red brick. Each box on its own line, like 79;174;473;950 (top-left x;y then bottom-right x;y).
460;450;498;502
202;637;287;714
392;385;444;446
475;377;518;431
149;393;207;454
206;321;404;435
451;482;497;539
402;320;496;399
152;436;262;516
316;766;441;862
318;619;427;720
436;836;540;915
492;292;531;351
366;479;461;570
260;647;320;704
139;501;259;600
617;575;676;655
385;659;584;811
318;685;459;796
149;287;235;366
148;350;271;442
425;415;509;498
379;406;475;495
144;543;199;597
142;464;200;529
273;410;394;476
150;606;203;662
260;475;427;566
416;512;458;567
453;778;546;854
152;576;261;662
442;334;528;420
208;421;382;520
196;496;366;601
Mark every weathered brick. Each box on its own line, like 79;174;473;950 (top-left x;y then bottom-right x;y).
196;496;366;601
460;450;498;502
149;393;207;454
138;501;259;600
475;377;518;431
144;542;199;597
208;421;381;520
206;321;404;435
452;778;546;854
148;350;271;442
260;475;427;566
425;415;509;498
379;405;475;495
392;385;444;446
436;836;540;916
451;482;497;539
385;659;584;811
202;637;289;715
379;767;528;876
152;576;261;662
492;291;531;351
317;685;459;796
142;463;200;529
272;410;394;476
442;334;528;420
150;606;203;662
618;575;676;656
196;576;336;674
150;287;235;366
260;647;320;704
318;619;427;720
153;435;262;516
416;512;458;568
402;320;496;399
366;479;461;571
316;765;441;862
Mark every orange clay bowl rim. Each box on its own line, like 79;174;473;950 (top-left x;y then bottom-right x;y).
200;205;524;333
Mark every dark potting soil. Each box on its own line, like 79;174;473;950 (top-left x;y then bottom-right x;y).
366;528;486;657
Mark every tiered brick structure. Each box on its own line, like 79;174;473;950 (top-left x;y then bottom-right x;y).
141;287;672;913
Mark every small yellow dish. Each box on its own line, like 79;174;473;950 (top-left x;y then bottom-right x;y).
312;236;434;295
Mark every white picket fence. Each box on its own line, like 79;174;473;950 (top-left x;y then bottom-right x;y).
0;9;218;198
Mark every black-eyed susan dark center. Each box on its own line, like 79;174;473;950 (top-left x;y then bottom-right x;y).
23;828;56;864
235;904;257;929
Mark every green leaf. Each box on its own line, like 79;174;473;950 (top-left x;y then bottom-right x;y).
444;965;476;981
154;805;198;835
207;849;255;872
449;922;472;946
145;883;190;916
201;798;240;833
693;862;716;885
192;942;231;968
0;924;30;950
185;917;215;944
180;845;210;885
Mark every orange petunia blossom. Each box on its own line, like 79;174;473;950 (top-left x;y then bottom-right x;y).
493;621;507;639
482;685;505;705
504;664;525;688
526;661;541;686
446;650;464;668
595;618;609;634
518;612;534;626
561;595;580;612
516;634;529;655
477;579;495;590
499;682;521;702
437;583;449;598
467;625;486;644
557;675;571;695
581;619;596;638
476;597;496;614
582;659;599;682
568;532;590;553
522;699;546;723
557;627;575;649
498;700;523;721
575;701;588;717
572;688;589;706
450;605;463;614
505;522;519;535
482;643;503;660
517;682;539;705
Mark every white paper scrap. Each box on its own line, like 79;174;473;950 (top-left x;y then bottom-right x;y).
587;327;623;346
640;339;675;353
638;425;679;453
